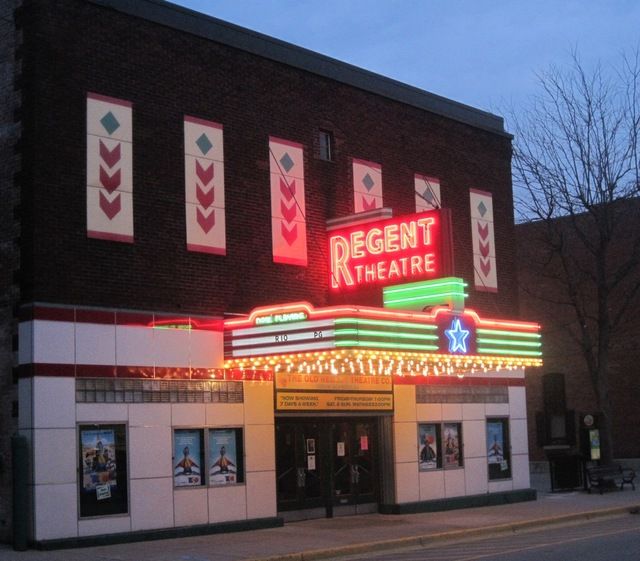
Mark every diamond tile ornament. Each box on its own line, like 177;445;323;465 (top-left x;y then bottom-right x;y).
280;152;294;173
478;201;488;217
362;173;375;191
100;111;120;135
196;133;213;155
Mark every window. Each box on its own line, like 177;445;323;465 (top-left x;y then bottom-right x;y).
173;428;245;488
78;424;128;517
319;129;333;161
417;422;463;470
487;418;511;480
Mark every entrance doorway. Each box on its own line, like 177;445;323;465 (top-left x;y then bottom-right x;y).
275;417;379;518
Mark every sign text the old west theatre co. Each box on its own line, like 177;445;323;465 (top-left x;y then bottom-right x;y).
275;373;393;412
328;211;441;290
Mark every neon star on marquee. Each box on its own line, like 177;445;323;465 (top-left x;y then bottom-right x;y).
445;318;470;353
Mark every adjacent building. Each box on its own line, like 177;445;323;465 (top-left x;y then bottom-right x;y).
0;0;542;546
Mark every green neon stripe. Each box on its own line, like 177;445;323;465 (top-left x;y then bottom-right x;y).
335;340;439;351
383;292;469;305
384;279;467;295
334;318;437;330
477;347;543;357
476;328;541;339
476;338;542;348
335;329;439;341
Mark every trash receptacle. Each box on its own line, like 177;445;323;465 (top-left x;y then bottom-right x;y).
544;445;582;492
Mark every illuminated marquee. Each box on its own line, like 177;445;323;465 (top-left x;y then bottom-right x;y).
329;211;442;290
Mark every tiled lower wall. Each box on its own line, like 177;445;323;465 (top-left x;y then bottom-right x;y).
19;377;276;542
393;372;530;504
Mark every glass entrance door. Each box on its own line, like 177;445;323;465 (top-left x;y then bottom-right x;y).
276;421;323;511
276;418;378;514
332;420;376;506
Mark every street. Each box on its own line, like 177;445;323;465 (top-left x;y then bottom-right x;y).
329;513;640;561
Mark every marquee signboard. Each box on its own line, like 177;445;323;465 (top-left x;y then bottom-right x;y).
328;210;450;291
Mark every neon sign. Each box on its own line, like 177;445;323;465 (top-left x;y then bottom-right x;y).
255;311;308;326
445;318;470;354
329;211;441;290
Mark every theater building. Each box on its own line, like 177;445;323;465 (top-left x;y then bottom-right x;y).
1;0;542;547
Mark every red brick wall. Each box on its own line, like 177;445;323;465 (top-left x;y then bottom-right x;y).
19;0;517;320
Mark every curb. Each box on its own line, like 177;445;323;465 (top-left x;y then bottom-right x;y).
244;504;640;561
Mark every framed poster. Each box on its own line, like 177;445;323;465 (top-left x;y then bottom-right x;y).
174;429;204;487
487;418;511;480
209;429;242;485
78;424;128;517
443;423;462;468
418;424;439;471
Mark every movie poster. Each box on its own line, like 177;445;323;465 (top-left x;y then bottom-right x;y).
209;429;238;485
443;423;461;468
174;430;202;487
418;424;438;471
81;429;117;498
487;421;505;464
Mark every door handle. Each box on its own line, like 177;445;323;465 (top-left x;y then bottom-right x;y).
296;467;306;488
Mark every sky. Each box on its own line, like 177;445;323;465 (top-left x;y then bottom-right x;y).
171;0;640;122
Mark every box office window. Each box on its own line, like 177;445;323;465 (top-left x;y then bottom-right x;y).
78;424;128;517
417;422;463;470
173;428;244;487
487;418;511;480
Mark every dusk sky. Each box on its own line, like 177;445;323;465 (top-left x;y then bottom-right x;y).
171;1;639;125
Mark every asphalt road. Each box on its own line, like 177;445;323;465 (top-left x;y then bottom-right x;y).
329;513;640;561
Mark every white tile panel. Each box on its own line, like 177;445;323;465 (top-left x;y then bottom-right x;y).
508;386;527;419
34;483;78;540
416;403;442;422
33;377;76;429
394;422;419;464
172;404;206;427
461;420;486;459
190;330;223;368
511;454;531;490
154;328;190;368
418;469;445;501
33;320;75;364
174;487;209;527
79;515;131;537
243;382;275;425
488;478;514;493
485;403;510;417
464;457;488;495
115;325;155;366
245;424;275;472
33;428;77;485
209;484;247;523
129;403;171;427
76;403;128;423
205;403;244;427
441;403;462;420
18;378;32;429
129;426;172;479
462;403;485;421
444;468;466;498
245;471;277;519
18;320;33;364
75;323;116;366
509;418;529;456
130;478;174;531
395;461;419;504
393;385;416;422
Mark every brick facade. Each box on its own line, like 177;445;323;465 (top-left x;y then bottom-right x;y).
5;0;523;543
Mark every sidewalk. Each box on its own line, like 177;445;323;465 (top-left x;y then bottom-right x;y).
2;490;639;561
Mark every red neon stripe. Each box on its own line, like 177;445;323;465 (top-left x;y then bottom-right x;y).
76;309;116;324
32;306;76;322
392;375;525;386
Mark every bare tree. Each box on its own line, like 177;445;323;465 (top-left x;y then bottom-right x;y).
512;51;640;463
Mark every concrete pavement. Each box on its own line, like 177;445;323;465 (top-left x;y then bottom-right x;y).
1;490;639;561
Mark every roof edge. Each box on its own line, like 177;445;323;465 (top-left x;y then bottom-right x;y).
89;0;511;138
